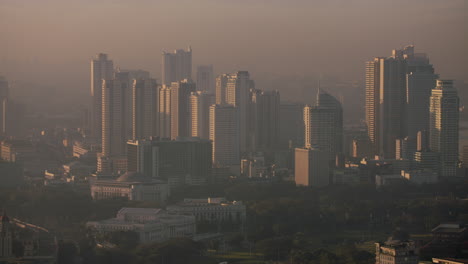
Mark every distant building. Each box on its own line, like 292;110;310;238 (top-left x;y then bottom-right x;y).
91;53;114;141
375;240;419;264
90;172;169;202
401;170;438;184
167;198;246;223
432;258;468;264
215;74;230;105
196;65;214;93
87;208;195;243
190;91;214;140
158;85;172;138
304;90;343;162
162;47;192;86
0;161;23;188
132;78;158;140
225;71;254;153
170;79;196;140
375;174;405;187
421;223;468;259
210;105;240;175
279;103;304;149
250;90;280;153
430;80;459;178
0;212;13;258
127;138;212;186
294;147;330;187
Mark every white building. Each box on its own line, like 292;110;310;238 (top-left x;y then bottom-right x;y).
167;198;246;223
90;172;169;202
294;147;330;187
86;208;195;243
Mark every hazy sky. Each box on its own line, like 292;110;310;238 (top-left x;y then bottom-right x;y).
0;0;466;98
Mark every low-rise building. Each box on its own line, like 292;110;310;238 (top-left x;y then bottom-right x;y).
86;208;195;243
375;240;419;264
167;197;246;223
90;172;169;202
401;170;438;184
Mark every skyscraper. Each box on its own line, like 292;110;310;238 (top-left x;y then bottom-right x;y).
210;104;240;175
158;85;171;138
127;138;212;185
170;79;196;140
250;90;280;152
162;47;192;86
215;74;230;105
0;76;9;135
91;53;114;142
226;71;254;153
101;73;129;158
365;47;410;158
279;103;305;149
132;78;158;140
304;90;343;162
196;65;214;92
295;147;330;187
429;80;459;177
190;91;214;139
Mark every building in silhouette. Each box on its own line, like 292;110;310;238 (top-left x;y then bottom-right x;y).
162;47;192;86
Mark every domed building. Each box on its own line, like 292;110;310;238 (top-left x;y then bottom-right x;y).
90;172;169;202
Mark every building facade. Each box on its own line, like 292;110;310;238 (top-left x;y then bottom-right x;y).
167;198;246;223
429;80;459;178
294;147;330;187
162;47;192;86
87;208;195;243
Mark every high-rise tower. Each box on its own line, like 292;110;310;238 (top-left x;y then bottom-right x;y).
190;91;214;139
226;71;254;153
162;47;192;86
170;79;196;139
132;79;158;140
91;53;114;142
196;65;214;93
365;47;410;158
430;80;459;177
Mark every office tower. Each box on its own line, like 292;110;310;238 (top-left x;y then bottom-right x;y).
406;54;437;146
91;53;114;141
365;47;411;158
101;73;130;158
295;147;330;187
210;104;240;175
226;71;254;153
417;130;429;152
0;212;13;258
190;91;214;139
162;47;192;86
279;103;305;149
132;79;158;140
430;80;459;177
316;89;343;156
196;65;214;92
158;85;171;138
304;90;343;162
463;145;468;168
170;79;196;139
215;74;230;105
127;138;212;185
395;137;409;160
0;76;9;135
250;90;280;152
